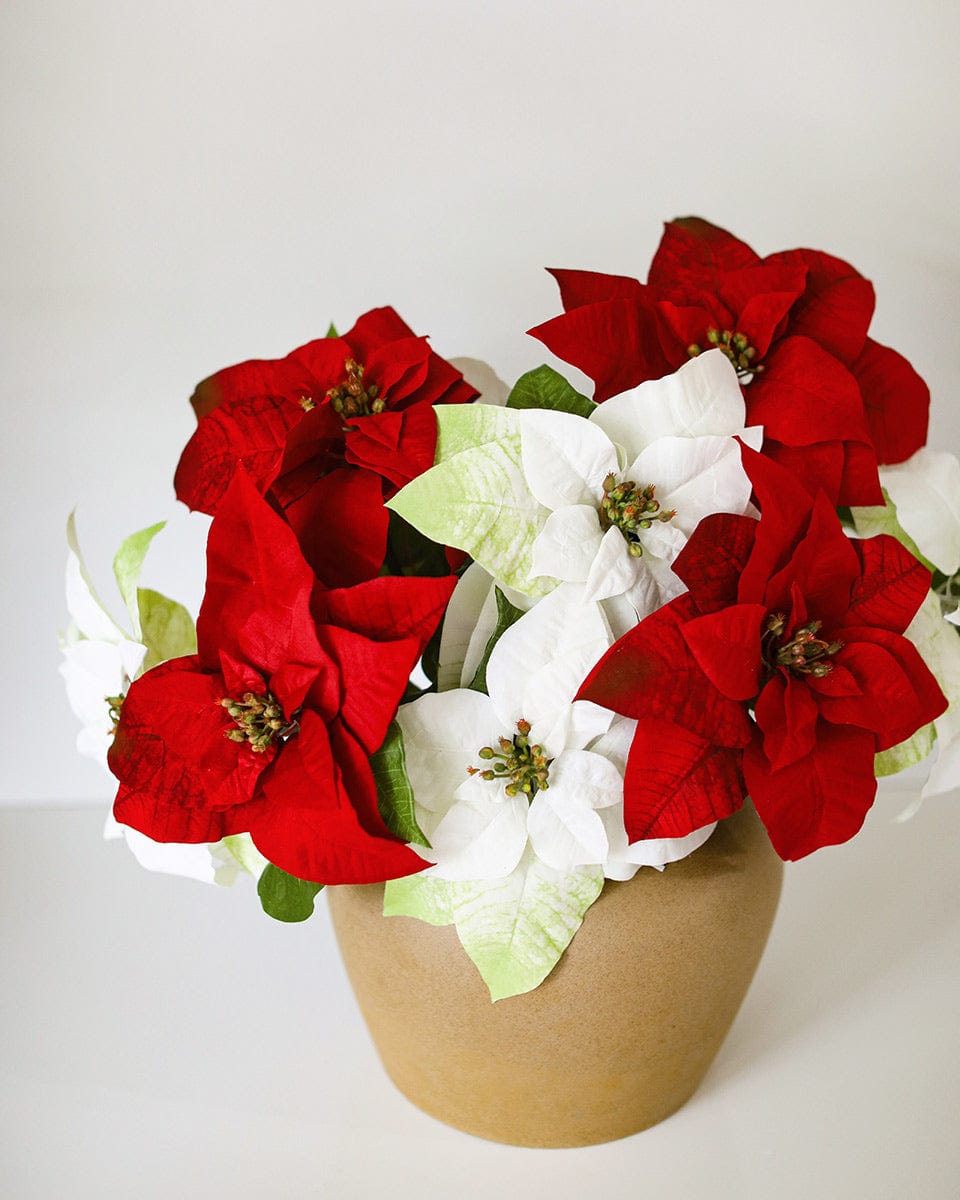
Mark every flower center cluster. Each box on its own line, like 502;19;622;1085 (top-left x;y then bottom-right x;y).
325;358;384;421
763;613;843;679
598;473;676;558
687;328;764;381
468;718;552;798
220;691;298;753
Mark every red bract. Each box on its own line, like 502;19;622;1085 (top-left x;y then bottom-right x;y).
577;448;946;860
109;471;455;884
173;307;476;587
529;217;930;506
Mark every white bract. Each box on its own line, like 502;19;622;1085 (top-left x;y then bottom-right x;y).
389;350;759;621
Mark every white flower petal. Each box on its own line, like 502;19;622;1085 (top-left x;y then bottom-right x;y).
583;527;643;605
589;350;746;460
531;505;604;583
520;410;618;510
426;783;529;881
586;715;639;775
630;435;753;537
396;690;503;815
527;792;609;872
120;826;222;884
881;448;960;576
436;563;498;692
600;804;717;878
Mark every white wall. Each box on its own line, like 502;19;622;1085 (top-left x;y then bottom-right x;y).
3;0;958;803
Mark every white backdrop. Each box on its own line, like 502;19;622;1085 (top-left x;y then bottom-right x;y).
3;0;959;803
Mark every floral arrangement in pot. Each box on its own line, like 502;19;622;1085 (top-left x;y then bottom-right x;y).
61;219;960;1147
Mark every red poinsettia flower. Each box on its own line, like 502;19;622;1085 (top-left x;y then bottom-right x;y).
109;471;455;884
530;217;930;506
577;448;946;860
173;307;477;587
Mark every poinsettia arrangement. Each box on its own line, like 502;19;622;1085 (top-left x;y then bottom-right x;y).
61;219;960;1000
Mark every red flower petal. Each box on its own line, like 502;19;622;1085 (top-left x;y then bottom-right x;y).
188;355;329;421
312;574;456;652
343;403;439;490
847;534;932;633
621;719;745;841
577;596;753;747
680;603;766;701
546;267;647;309
365;337;431;406
648;217;760;291
852;337;930;465
197;472;324;681
758;438;846;508
744;722;878;859
282;466;389;588
671;511;758;612
528;297;674;401
245;712;425;884
765;248;875;363
717;263;808;356
754;674;820;771
174;395;306;514
764;491;860;622
737;446;815;601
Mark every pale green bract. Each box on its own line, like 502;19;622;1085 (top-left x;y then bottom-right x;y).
384;850;604;1001
387;405;557;596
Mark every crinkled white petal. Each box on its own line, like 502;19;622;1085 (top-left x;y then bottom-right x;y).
520;409;618;510
531;505;604;583
628;434;754;537
585;715;639;775
583;527;644;605
437;562;498;692
120;825;223;884
397;690;504;814
486;583;613;755
622;549;686;620
881;448;960;577
600;805;717;879
423;779;529;881
589;351;746;461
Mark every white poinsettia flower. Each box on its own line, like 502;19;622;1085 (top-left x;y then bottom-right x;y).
522;350;759;618
399;583;712;880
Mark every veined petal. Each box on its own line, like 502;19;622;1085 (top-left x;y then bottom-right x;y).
531;505;604;582
880;449;960;577
630;435;754;537
425;781;529;881
583;527;644;606
589;351;746;460
396;690;503;815
519;409;618;509
527;763;613;872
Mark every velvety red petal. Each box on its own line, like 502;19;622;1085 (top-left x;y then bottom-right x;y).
738;445;814;600
766;248;875;363
717;263;808;356
188;356;326;421
764;492;860;622
744;722;878;859
343;404;439;490
848;534;932;633
109;659;272;841
577;596;753;747
654;300;730;359
282;466;389;588
245;713;425;884
648;217;760;291
759;438;845;507
313;574;456;652
822;625;946;749
671;511;759;611
836;439;885;507
197;471;324;680
680;603;766;701
852;337;930;465
174;395;306;514
754;674;820;771
621;719;745;841
547;267;647;310
285;336;355;392
746;336;871;445
528;298;675;401
365;337;430;405
341;306;416;356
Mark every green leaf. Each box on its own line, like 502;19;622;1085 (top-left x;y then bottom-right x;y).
326;322;339;338
257;863;323;922
468;587;525;693
370;721;430;847
875;723;937;777
384;851;604;1001
137;588;198;672
221;833;270;877
388;406;555;596
850;490;935;574
507;364;596;420
113;522;166;635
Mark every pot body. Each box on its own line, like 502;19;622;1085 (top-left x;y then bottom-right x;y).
327;803;783;1148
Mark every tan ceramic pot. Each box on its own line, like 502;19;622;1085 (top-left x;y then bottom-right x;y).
327;802;783;1148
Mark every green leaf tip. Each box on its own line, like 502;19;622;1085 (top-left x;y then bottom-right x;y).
507;364;596;419
468;587;525;693
257;863;324;922
371;720;430;847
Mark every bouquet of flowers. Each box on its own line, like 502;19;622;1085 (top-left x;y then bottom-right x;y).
61;218;960;1001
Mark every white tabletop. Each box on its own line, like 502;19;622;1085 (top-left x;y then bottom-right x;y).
1;786;957;1200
